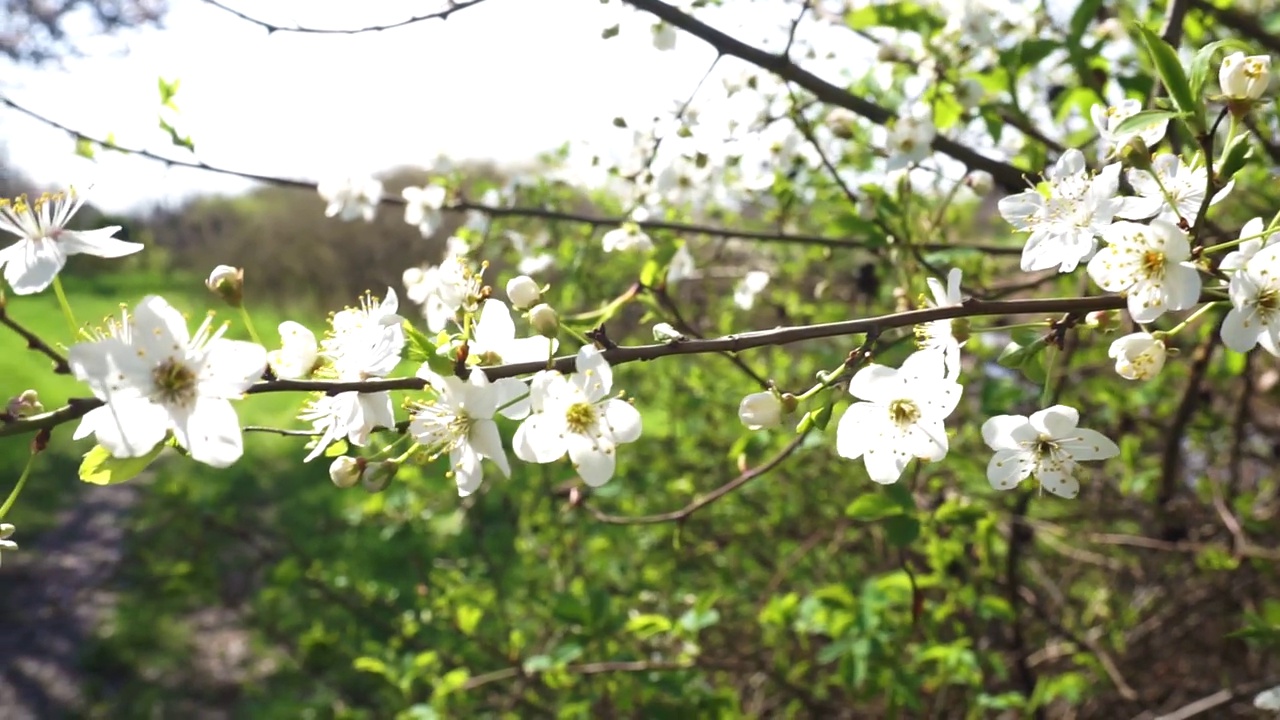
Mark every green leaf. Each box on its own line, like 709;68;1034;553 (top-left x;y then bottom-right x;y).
678;605;721;634
1112;109;1182;137
74;136;96;159
1135;25;1200;130
625;613;673;639
845;1;942;34
883;515;920;547
157;76;181;109
79;444;163;485
158;117;195;152
433;668;469;697
845;492;905;521
323;439;348;458
1219;134;1254;183
456;605;483;636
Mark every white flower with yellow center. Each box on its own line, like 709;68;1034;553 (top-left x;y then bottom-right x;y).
982;406;1119;499
409;368;527;496
1222;244;1280;355
1086;219;1201;323
441;299;556;366
1117;154;1232;224
0;189;143;295
513;346;642;486
835;350;962;484
1107;332;1167;380
998;149;1122;273
68;295;267;467
301;289;405;461
318;176;383;222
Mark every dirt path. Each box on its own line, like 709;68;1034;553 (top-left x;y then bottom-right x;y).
0;482;141;719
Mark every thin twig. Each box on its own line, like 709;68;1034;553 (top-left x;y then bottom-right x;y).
204;0;488;35
0;304;70;374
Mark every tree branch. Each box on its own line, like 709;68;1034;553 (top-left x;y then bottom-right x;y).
0;304;70;374
619;0;1031;192
0;292;1132;440
203;0;488;35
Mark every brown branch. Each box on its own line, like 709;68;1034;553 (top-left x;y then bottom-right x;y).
0;292;1133;440
0;95;1022;256
203;0;488;35
586;430;809;525
0;304;70;374
619;0;1031;192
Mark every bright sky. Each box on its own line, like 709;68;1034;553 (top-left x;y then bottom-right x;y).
0;0;745;214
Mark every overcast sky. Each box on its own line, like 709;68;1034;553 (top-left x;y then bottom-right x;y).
0;0;741;213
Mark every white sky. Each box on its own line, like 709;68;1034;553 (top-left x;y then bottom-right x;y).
0;0;740;214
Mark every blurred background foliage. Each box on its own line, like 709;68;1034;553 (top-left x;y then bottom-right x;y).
2;0;1280;718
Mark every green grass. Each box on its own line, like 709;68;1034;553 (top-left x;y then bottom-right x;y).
0;270;327;536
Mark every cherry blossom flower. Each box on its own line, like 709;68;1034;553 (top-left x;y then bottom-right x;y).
982;405;1120;499
402;184;448;237
443;299;556;366
68;295;267;468
835;350;962;484
1108;332;1167;380
0;189;143;295
739;392;782;430
1220;52;1271;100
410;368;527;496
513;346;642;486
1220;217;1280;274
998;149;1122;273
1116;154;1232;224
1087;219;1201;323
916;268;965;380
1222;244;1280;355
885;113;936;172
318;176;383;222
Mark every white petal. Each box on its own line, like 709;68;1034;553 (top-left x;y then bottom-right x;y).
1059;428;1120;461
848;363;900;404
982;414;1033;450
171;397;244;468
862;444;910;484
59;227;143;258
987;448;1032;490
566;433;616;486
1163;264;1202;312
904;418;949;461
572;345;613;402
493;377;531;420
83;399;169;458
451;444;485;496
600;398;642;444
1030;405;1079;438
1038;467;1080;499
132;295;191;356
473;299;516;349
469;419;510;478
3;238;66;294
199;339;267;397
513;414;567;463
835;402;880;461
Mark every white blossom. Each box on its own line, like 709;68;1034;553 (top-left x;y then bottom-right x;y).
1116;154;1232;224
403;255;483;332
318;176;383;222
301;289;405;461
410;367;527;496
734;270;770;310
0;189;142;295
267;321;320;380
651;21;677;51
402;184;448;237
739;391;782;430
0;523;15;567
981;405;1120;499
329;456;362;488
1222;243;1280;355
885;113;936;172
1220;217;1280;274
1220;52;1271;100
999;149;1122;273
667;244;697;284
505;275;541;309
513;346;642;486
835;350;962;484
1086;219;1201;323
68;295;267;468
602;223;654;253
916;268;965;380
1108;332;1167;380
1090;99;1168;156
461;299;557;365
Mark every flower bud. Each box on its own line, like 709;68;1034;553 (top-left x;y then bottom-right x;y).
506;275;542;309
361;460;398;493
965;172;993;196
1084;309;1121;333
528;303;559;338
329;456;363;488
825;108;858;139
5;389;42;419
653;322;685;342
0;523;16;560
206;265;244;307
739;391;783;430
1220;52;1271;101
1108;332;1167;381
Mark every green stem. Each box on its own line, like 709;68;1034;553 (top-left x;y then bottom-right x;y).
1202;225;1275;255
51;276;79;337
0;452;37;520
1040;347;1058;408
238;305;263;346
1158;302;1221;338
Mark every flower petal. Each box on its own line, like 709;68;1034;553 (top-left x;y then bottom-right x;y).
59;227;143;258
1030;405;1079;439
566;433;616;486
171;397;244;468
